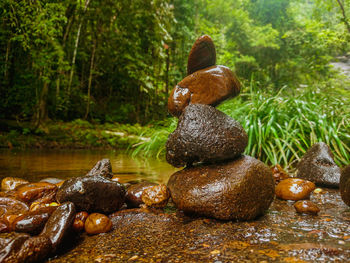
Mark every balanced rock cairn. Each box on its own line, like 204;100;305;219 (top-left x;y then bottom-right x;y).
166;35;275;221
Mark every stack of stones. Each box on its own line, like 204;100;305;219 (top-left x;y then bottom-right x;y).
166;35;275;221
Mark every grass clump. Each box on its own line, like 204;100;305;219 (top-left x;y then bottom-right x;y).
133;82;350;168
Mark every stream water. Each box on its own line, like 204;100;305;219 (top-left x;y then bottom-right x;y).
0;149;177;184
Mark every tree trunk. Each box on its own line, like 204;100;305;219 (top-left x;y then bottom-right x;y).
4;40;10;80
85;38;96;119
34;81;49;131
336;0;350;34
67;0;91;96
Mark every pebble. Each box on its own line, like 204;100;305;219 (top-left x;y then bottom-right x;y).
294;200;320;215
141;184;170;208
1;177;29;191
85;213;112;235
275;178;315;201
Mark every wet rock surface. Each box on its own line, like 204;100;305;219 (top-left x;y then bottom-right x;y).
0;197;29;216
168;155;274;220
1;177;29;192
168;65;240;117
86;159;113;179
0;232;30;262
166;104;248;167
48;189;350;262
141;184;170;208
297;142;341;187
84;213;112;235
340;164;350;206
275;178;316;201
294;200;320;215
187;35;216;75
15;182;58;203
125;181;157;208
56;175;125;213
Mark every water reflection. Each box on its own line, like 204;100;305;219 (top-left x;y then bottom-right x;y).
0;149;178;184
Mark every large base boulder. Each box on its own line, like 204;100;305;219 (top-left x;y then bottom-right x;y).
167;155;275;221
296;142;341;187
340;165;350;206
166;104;248;167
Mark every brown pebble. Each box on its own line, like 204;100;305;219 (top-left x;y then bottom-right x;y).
141;184;170;208
271;164;289;184
72;211;89;232
15;182;57;203
275;178;315;201
0;219;9;233
84;213;112;235
1;177;29;192
294;200;320;215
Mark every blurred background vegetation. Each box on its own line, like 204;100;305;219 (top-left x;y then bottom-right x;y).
0;0;349;167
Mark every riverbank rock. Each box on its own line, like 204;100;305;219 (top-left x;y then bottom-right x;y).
187;35;216;75
167;155;274;221
0;197;29;216
1;177;29;192
294;200;320;215
56;175;125;213
166;104;248;167
141;184;170;208
15;182;58;204
168;65;240;117
86;159;113;179
275;178;315;201
296;142;341;187
85;213;112;235
125;181;157;208
340;165;350;206
0;232;30;262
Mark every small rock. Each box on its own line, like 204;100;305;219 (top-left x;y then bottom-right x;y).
340;165;350;207
168;66;240;117
15;182;58;203
125;181;157;208
187;35;216;75
166;104;248;167
271;164;289;184
72;211;89;232
167;155;275;221
85;213;112;235
294;200;320;215
141;184;170;208
86;159;113;179
15;235;52;263
297;142;341;187
0;197;29;216
56;175;125;213
1;177;29;192
275;178;315;201
0;220;9;233
0;232;30;262
40;202;76;251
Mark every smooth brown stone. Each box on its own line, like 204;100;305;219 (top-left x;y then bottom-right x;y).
15;236;52;263
15;182;57;203
13;206;57;235
141;184;170;208
0;232;30;263
187;35;216;75
2;215;19;231
166;104;247;167
0;220;9;233
294;200;320;215
271;164;290;184
40;202;76;250
72;211;89;232
125;181;157;208
0;197;29;217
297;142;341;187
340;165;350;206
1;177;29;192
85;213;112;235
86;159;113;179
168;65;240;117
167;156;275;221
275;178;315;201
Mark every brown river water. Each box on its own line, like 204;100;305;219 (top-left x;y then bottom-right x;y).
0;149;177;184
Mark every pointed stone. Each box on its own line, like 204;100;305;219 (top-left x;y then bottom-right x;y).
187;35;216;75
296;142;341;187
168;65;240;117
166;104;247;167
167;155;275;221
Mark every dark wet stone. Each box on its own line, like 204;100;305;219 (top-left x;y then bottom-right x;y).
125;181;157;208
0;232;30;263
167;155;274;220
168;65;240;117
297;142;341;187
275;178;315;201
86;159;113;179
0;220;9;233
294;200;320;215
56;175;125;213
141;184;170;208
40;202;75;251
340;165;350;207
15;236;52;263
166;104;248;167
1;177;29;192
0;197;29;217
15;182;58;203
85;213;112;235
187;35;216;75
13;206;57;235
72;211;88;232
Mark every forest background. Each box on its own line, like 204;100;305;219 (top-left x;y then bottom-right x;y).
0;0;349;168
